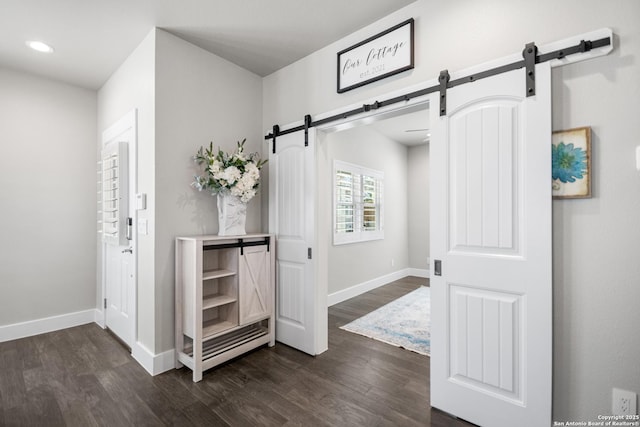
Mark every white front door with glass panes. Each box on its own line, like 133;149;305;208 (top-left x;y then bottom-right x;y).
333;160;383;245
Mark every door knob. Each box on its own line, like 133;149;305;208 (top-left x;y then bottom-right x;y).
122;247;133;254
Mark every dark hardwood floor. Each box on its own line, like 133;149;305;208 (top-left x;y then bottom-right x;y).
0;277;474;426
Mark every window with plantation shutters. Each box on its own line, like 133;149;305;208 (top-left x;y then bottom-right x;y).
333;160;384;245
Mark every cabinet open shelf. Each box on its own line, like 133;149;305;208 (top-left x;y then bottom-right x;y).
202;318;236;338
203;269;236;281
202;293;237;310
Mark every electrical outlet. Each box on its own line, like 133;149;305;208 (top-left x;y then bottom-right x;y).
613;388;637;415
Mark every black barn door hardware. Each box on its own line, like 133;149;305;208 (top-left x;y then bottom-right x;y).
203;236;271;255
523;42;538;97
434;260;442;276
304;114;311;147
271;125;280;153
264;36;611;140
438;70;450;116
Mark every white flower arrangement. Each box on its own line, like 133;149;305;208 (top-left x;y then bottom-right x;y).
193;139;267;203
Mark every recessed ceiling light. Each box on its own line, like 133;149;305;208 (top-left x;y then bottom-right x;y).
26;41;54;53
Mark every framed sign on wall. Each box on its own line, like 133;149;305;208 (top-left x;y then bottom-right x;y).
337;18;414;93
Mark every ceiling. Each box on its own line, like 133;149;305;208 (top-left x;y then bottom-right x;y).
0;0;416;90
369;108;430;146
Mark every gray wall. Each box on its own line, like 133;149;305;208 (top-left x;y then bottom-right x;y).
99;29;263;354
263;0;640;421
324;126;409;295
154;29;263;352
97;29;263;355
0;67;97;326
407;144;429;270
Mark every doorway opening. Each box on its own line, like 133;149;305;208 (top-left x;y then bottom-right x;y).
315;102;431;353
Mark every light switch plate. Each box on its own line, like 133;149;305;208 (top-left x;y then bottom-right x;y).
137;219;148;235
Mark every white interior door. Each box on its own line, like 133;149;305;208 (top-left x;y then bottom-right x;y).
102;110;137;348
269;129;319;355
430;63;552;426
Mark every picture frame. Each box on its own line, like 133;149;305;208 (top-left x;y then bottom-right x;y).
552;126;592;199
337;18;414;93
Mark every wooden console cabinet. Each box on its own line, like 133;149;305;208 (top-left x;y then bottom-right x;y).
175;234;275;382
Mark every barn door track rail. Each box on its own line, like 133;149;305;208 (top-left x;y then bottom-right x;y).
266;29;612;147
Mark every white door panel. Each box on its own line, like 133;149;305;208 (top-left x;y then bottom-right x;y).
102;110;137;348
430;64;551;427
269;130;318;355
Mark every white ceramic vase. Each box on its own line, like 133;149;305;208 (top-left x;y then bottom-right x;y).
217;193;247;236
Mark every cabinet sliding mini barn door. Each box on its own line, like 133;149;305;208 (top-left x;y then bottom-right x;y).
239;245;272;324
430;63;552;427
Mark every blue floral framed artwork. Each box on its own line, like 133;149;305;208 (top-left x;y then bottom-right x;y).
552;126;592;199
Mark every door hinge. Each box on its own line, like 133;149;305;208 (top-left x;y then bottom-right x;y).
307;248;312;260
104;298;107;309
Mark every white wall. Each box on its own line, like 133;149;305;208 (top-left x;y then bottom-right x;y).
263;0;640;421
0;67;97;326
324;126;409;294
154;30;264;352
407;144;429;270
97;30;156;350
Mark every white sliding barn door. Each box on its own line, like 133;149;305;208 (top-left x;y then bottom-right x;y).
430;63;552;427
269;130;320;355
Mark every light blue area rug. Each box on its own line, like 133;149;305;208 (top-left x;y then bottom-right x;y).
340;286;431;356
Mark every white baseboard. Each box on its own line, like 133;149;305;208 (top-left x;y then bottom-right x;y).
407;268;430;278
132;342;175;376
328;268;430;306
94;309;105;328
0;309;99;343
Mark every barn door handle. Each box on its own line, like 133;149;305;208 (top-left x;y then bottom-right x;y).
434;260;442;276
